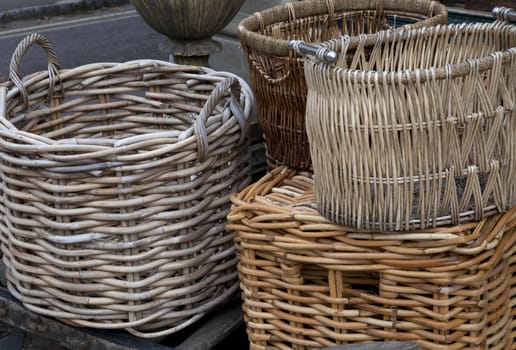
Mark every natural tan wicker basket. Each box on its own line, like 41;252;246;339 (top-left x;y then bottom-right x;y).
227;167;516;350
294;20;516;231
238;0;448;169
0;33;254;338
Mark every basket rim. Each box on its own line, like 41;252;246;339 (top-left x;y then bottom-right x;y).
0;59;252;136
305;22;516;83
0;59;254;162
229;167;516;238
237;0;448;57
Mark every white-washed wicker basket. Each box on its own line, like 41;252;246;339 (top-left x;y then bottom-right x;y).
0;33;254;338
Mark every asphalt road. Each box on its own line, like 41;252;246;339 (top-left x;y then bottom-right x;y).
0;7;162;77
0;0;61;12
0;5;249;83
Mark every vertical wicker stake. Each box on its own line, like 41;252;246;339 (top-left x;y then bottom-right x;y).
131;0;245;66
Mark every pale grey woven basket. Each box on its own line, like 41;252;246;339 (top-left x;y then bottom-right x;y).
0;33;254;337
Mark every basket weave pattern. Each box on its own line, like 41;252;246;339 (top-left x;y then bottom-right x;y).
0;34;253;337
238;0;448;169
227;167;516;350
303;22;516;231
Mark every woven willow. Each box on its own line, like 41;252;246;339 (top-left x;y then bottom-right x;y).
300;22;516;231
238;0;448;169
0;33;254;338
227;167;516;350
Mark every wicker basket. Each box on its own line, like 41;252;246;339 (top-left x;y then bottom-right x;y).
0;33;254;338
238;0;448;169
294;21;516;231
227;167;516;350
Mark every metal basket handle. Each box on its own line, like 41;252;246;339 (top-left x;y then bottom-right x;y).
9;32;61;111
492;6;516;23
288;40;338;65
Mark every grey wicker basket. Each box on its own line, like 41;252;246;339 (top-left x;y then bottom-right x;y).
0;33;254;337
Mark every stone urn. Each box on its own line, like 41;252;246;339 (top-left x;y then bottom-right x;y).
131;0;246;66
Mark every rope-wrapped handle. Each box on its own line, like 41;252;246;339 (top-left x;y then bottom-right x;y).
247;0;338;84
9;32;61;111
194;74;249;161
247;6;297;85
288;40;338;64
492;7;515;23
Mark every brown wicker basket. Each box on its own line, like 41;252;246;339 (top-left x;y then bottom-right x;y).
227;167;516;350
295;21;516;231
0;33;254;338
238;0;448;170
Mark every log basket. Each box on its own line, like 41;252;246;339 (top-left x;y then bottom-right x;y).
238;0;448;169
0;33;254;338
292;18;516;231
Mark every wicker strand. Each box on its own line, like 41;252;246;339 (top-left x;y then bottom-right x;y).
194;75;247;160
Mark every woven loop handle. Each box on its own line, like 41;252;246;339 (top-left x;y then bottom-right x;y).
249;6;296;85
249;54;292;84
250;0;337;84
251;11;291;83
195;75;247;161
250;10;291;84
9;33;61;111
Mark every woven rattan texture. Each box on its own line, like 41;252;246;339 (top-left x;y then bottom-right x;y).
227;167;516;350
238;0;448;169
0;33;254;338
302;22;516;231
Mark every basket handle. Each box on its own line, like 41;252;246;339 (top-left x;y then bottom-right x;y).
248;0;337;84
247;13;292;85
288;40;338;64
9;32;61;111
194;74;248;161
248;54;293;84
492;7;515;23
247;6;296;85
